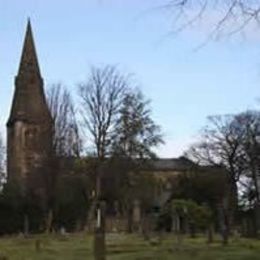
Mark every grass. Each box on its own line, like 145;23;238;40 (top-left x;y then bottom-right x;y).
0;233;259;259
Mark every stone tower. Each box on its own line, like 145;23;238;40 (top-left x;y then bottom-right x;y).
6;20;53;197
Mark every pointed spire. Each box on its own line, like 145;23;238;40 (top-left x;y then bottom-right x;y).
7;20;51;127
18;19;41;77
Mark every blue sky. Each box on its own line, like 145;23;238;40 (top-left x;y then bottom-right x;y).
1;0;260;157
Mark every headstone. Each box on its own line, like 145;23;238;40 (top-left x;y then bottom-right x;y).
60;226;66;235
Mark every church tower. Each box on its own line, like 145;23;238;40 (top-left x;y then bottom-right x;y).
6;20;53;196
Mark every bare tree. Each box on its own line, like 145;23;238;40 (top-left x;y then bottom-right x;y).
78;65;128;213
78;66;128;160
46;84;81;232
47;84;81;157
185;114;247;241
185;115;245;185
235;111;260;204
163;1;260;39
78;65;129;260
185;111;260;237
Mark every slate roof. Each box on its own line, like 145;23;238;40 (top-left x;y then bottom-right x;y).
145;157;196;172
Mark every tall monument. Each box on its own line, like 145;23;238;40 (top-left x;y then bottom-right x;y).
6;20;53;197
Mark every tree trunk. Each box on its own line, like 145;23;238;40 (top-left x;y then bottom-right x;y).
218;203;229;246
94;163;106;260
228;179;238;234
94;201;106;260
252;166;260;236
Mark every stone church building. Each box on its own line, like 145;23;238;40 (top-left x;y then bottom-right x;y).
5;21;230;234
6;20;53;198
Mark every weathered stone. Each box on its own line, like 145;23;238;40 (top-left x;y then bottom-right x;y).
6;20;53;199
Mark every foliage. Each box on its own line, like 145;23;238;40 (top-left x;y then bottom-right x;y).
0;168;91;233
185;111;260;209
166;199;213;230
78;65;163;159
169;167;228;214
92;158;161;216
54;175;89;231
0;182;24;234
78;65;163;232
112;89;163;159
234;111;260;205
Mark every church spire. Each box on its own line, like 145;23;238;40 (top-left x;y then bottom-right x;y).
7;20;51;127
18;19;41;78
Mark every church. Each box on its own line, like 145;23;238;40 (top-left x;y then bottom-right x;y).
6;21;196;197
4;21;229;233
6;20;53;199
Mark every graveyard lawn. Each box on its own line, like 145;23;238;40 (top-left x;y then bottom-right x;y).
0;233;259;259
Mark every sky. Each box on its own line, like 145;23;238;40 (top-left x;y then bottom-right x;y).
1;0;260;157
